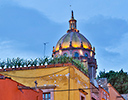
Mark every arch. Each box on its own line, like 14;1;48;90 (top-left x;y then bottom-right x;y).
74;52;79;58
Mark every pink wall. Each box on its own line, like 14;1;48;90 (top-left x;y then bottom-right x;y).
107;83;124;100
99;85;110;100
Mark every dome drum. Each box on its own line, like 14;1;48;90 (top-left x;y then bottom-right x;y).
53;48;95;59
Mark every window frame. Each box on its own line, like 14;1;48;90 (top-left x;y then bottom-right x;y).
80;92;86;100
43;92;51;100
42;89;54;100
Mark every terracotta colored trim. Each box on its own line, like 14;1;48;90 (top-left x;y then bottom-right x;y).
0;69;4;71
38;65;45;69
99;85;110;96
47;65;55;68
21;67;29;70
63;63;72;66
79;88;88;95
0;63;89;78
54;63;63;67
5;68;12;71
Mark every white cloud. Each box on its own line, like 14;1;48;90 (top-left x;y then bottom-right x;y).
105;33;128;56
96;32;128;72
9;0;128;23
0;40;41;60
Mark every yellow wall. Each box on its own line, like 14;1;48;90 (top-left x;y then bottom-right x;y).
0;65;91;100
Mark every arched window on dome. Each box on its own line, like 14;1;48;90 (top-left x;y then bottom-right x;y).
63;53;68;57
84;53;88;57
74;52;79;58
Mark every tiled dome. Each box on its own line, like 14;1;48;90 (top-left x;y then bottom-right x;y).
55;31;92;51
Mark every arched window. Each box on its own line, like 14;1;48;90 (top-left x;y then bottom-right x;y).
63;53;68;57
74;52;79;58
84;53;88;57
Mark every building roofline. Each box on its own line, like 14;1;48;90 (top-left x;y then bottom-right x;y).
99;85;110;96
107;83;125;100
0;74;43;93
90;82;99;90
0;63;89;80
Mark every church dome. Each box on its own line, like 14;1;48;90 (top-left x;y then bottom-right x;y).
52;11;97;80
55;31;92;51
55;11;92;51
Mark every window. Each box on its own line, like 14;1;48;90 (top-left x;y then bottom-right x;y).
84;53;88;57
42;89;54;100
81;96;85;100
74;52;79;57
43;93;51;100
92;97;96;100
79;90;86;100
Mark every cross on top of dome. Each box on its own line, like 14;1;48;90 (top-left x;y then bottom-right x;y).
71;10;74;19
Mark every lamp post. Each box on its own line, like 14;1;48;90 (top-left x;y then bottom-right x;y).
43;42;48;58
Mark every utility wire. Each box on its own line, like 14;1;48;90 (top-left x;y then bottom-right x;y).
34;85;128;92
1;66;128;93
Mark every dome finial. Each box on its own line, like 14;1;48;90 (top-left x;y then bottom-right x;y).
71;10;74;19
69;10;77;30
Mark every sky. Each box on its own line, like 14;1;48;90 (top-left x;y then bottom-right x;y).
0;0;128;74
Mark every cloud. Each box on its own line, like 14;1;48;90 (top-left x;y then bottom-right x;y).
79;15;128;47
79;15;128;72
102;33;128;71
105;32;128;57
1;1;128;73
7;0;128;23
0;40;40;60
0;2;67;59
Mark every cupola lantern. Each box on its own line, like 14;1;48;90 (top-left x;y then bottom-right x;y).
69;11;77;30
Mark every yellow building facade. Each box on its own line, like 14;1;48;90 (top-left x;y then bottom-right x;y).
1;64;91;100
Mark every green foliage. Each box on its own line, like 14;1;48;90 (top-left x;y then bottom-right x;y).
0;56;88;75
72;59;88;75
48;56;72;65
33;58;38;66
0;61;5;69
98;69;128;94
24;59;30;67
6;58;11;68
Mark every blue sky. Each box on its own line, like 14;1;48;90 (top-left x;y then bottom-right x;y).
0;0;128;73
